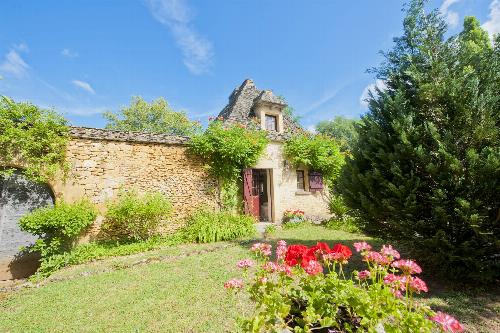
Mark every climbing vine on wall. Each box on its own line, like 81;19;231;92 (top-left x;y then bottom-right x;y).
284;133;345;186
0;96;69;182
189;119;268;210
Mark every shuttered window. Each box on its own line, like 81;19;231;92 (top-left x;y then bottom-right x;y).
308;171;323;191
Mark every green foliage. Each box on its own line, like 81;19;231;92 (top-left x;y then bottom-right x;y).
339;0;500;283
0;96;69;181
316;116;360;151
284;133;345;185
324;217;361;233
19;200;97;258
189;120;268;210
183;210;256;243
103;96;202;136
103;190;173;241
34;234;185;279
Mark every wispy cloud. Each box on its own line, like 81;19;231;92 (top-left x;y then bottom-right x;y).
61;48;79;58
303;88;340;114
483;0;500;37
360;80;387;108
0;50;29;78
440;0;461;28
72;79;95;94
145;0;214;74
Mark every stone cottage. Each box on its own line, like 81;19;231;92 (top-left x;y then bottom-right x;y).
0;79;330;280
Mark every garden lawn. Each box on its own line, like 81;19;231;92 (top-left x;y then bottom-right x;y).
1;224;498;332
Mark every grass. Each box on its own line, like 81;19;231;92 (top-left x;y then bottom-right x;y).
1;224;498;332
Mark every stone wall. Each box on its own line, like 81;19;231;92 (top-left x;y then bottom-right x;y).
51;127;218;232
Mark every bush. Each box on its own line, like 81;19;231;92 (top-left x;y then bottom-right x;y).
19;200;97;257
226;240;464;332
183;210;256;243
339;3;500;283
103;190;172;240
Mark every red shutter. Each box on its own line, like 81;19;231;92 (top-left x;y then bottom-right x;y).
243;169;253;215
309;171;323;191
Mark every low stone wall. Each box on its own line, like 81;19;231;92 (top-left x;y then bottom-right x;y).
52;127;218;233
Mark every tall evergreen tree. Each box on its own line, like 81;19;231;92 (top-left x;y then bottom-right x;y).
339;0;499;282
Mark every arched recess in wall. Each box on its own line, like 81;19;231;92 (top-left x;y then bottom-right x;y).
0;169;55;280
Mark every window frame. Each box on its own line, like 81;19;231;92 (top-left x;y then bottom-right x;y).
265;114;278;131
296;170;305;190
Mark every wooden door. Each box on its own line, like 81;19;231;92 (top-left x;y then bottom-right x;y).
243;169;259;218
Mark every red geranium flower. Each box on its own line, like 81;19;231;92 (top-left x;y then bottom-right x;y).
330;243;352;261
285;244;308;266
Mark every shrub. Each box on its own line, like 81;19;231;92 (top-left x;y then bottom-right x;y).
226;241;464;332
339;2;500;283
19;200;97;257
183;210;256;243
263;224;277;237
103;190;172;240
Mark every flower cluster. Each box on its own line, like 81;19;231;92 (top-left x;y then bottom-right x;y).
283;209;305;218
226;240;464;333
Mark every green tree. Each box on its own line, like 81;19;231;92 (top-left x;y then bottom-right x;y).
103;96;201;136
0;96;69;181
316;116;359;151
339;0;500;283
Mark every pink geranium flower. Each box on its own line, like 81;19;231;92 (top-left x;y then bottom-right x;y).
276;240;287;261
236;259;254;269
383;273;401;285
406;276;428;293
391;259;422;275
303;260;323;275
380;245;401;259
357;270;371;280
430;312;464;332
353;241;372;252
363;251;391;266
263;262;279;273
224;278;243;289
251;243;272;257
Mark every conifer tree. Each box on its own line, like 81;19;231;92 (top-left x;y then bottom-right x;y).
339;0;499;282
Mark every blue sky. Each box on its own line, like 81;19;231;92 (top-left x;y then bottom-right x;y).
0;0;498;130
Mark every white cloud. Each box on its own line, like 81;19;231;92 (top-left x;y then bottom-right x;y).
483;0;500;37
61;48;79;58
0;50;29;78
145;0;214;74
360;80;387;108
71;80;95;94
440;0;461;28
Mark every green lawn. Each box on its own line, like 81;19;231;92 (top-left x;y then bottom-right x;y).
1;225;498;332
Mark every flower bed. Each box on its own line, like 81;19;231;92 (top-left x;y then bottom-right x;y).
282;209;306;228
225;240;463;332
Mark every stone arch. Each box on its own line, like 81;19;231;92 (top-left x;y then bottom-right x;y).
0;169;55;280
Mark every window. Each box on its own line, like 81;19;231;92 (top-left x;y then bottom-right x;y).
265;114;277;131
309;171;324;191
296;170;305;190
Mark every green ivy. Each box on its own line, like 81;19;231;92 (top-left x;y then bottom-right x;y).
0;96;69;182
284;133;345;185
189;120;268;210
